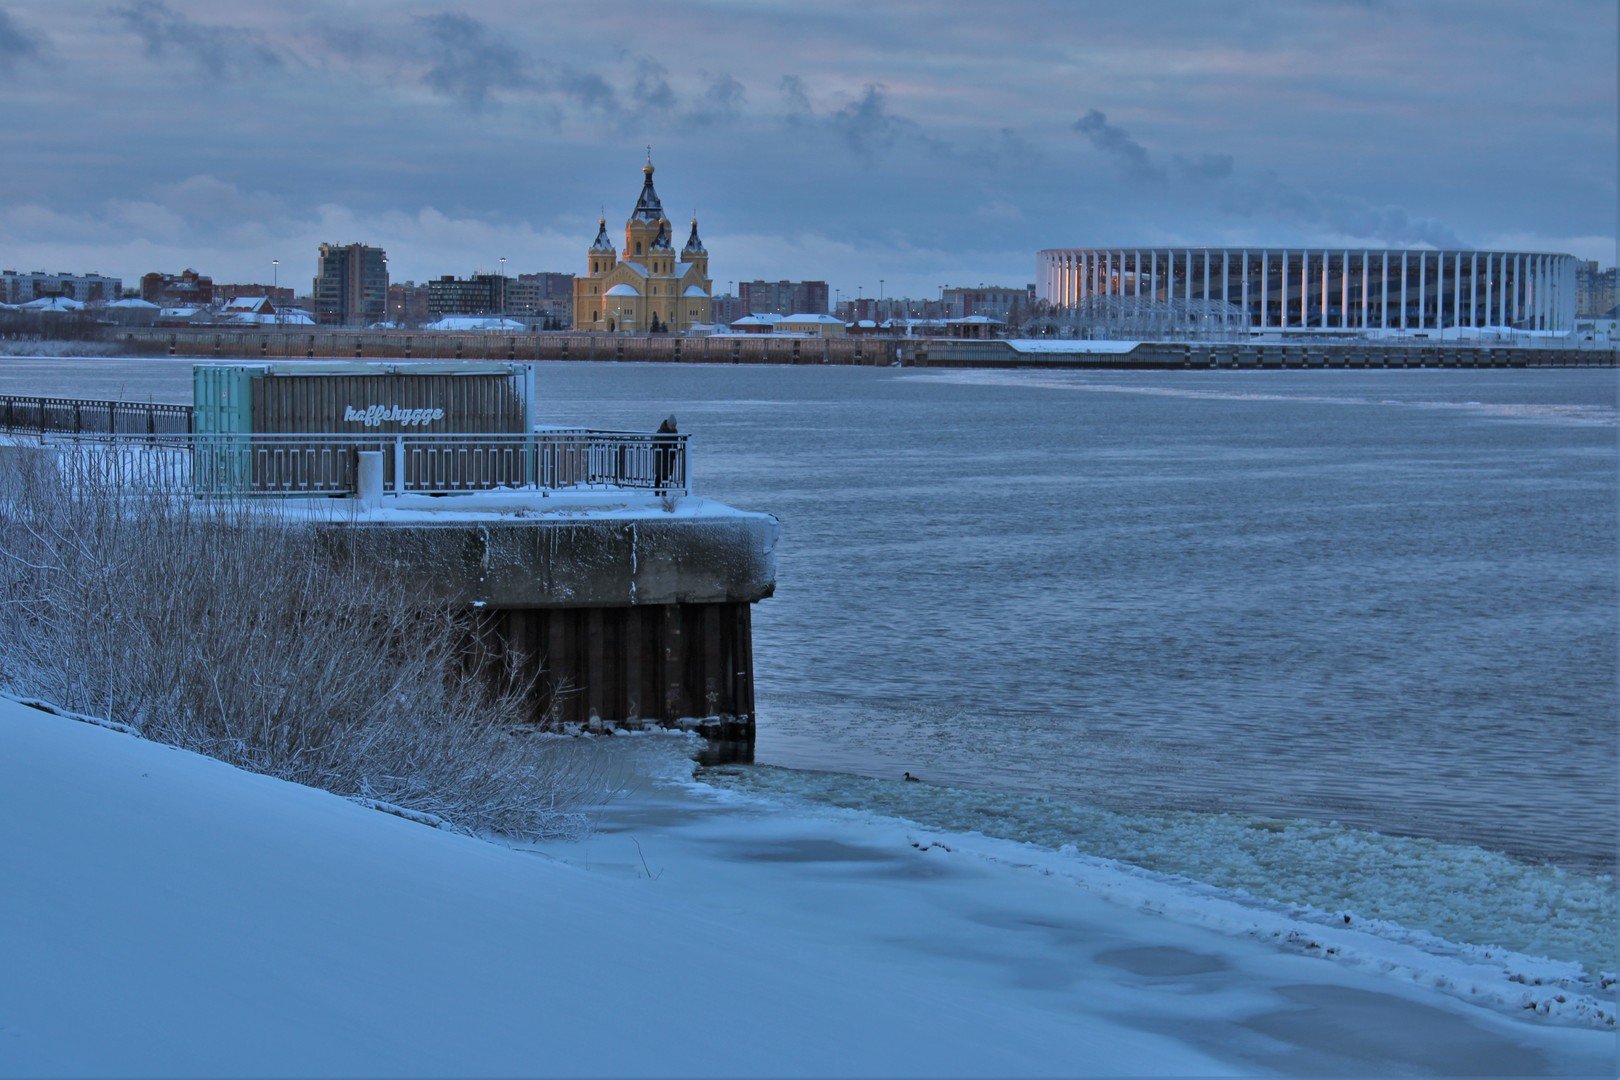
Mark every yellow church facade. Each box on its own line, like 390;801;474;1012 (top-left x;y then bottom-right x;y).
572;156;712;332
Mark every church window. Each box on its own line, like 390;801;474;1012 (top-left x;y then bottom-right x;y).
635;242;642;254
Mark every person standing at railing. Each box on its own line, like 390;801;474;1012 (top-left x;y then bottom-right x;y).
654;414;678;496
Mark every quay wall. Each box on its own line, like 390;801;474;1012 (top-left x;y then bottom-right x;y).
103;328;1616;369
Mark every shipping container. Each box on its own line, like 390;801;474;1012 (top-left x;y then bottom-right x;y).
191;362;540;493
192;362;539;435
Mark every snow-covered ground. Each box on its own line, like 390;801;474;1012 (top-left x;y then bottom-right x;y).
1;697;1613;1077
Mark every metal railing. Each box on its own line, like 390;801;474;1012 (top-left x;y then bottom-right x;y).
38;430;690;497
0;394;192;436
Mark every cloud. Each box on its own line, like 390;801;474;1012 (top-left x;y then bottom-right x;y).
830;84;922;160
414;12;530;108
0;7;44;74
115;0;283;78
778;74;812;118
632;58;676;113
687;72;744;126
1172;152;1235;181
552;66;620;112
1072;109;1163;182
1223;174;1464;248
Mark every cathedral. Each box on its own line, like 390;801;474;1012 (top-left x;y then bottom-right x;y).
572;154;712;332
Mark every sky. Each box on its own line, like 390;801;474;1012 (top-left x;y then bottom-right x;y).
0;0;1614;299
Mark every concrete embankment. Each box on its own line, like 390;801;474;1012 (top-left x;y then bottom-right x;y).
98;327;1616;369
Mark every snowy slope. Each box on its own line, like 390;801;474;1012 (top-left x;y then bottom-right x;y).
1;699;1612;1077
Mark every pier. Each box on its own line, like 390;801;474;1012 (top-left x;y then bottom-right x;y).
0;364;778;760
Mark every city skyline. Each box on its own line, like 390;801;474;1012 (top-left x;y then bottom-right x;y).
0;0;1613;298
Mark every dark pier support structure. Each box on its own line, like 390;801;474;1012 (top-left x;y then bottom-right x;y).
342;512;778;762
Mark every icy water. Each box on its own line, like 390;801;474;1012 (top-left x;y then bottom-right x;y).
3;356;1616;975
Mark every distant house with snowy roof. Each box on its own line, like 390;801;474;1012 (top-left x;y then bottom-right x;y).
105;298;161;326
777;313;846;338
729;314;782;334
945;314;1005;339
422;316;527;332
215;297;314;325
20;296;85;313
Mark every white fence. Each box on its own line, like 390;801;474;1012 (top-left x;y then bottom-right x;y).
40;431;689;497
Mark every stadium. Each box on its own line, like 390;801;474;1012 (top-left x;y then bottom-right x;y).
1037;248;1578;335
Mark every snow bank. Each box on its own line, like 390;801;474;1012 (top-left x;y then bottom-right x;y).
1;698;1610;1076
0;698;1217;1077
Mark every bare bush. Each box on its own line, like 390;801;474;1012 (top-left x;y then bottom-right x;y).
0;442;610;838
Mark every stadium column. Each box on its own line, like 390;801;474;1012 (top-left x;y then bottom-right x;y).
1340;249;1349;330
1279;250;1288;329
1418;251;1427;331
1186;249;1193;304
1498;254;1508;329
1470;252;1478;327
1400;252;1408;330
1239;250;1248;327
1381;251;1389;330
1458;252;1470;331
1361;250;1370;329
1260;250;1268;329
1300;250;1309;329
1202;250;1210;305
1134;250;1142;299
1438;250;1451;331
1517;254;1526;327
1320;249;1328;328
1222;250;1230;311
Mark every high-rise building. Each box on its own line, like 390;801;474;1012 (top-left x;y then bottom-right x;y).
313;243;388;326
2;269;123;305
943;285;1032;322
387;282;432;325
738;279;829;316
427;274;506;318
1575;260;1617;317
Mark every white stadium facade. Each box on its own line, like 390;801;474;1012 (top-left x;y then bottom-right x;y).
1037;247;1578;334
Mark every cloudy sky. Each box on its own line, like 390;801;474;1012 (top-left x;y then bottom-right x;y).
0;0;1613;298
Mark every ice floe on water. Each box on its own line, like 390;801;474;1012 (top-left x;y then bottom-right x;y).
694;761;1617;1022
904;369;1620;426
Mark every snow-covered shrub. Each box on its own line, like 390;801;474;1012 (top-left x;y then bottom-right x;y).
0;445;608;838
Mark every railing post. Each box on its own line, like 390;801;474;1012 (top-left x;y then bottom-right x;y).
393;435;406;495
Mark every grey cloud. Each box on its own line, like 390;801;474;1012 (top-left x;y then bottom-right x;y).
831;84;919;159
633;59;676;112
1225;176;1464;247
1173;152;1235;181
779;74;812;118
0;7;44;73
687;72;745;126
552;67;620;112
1072;109;1163;182
415;13;531;107
116;0;283;78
